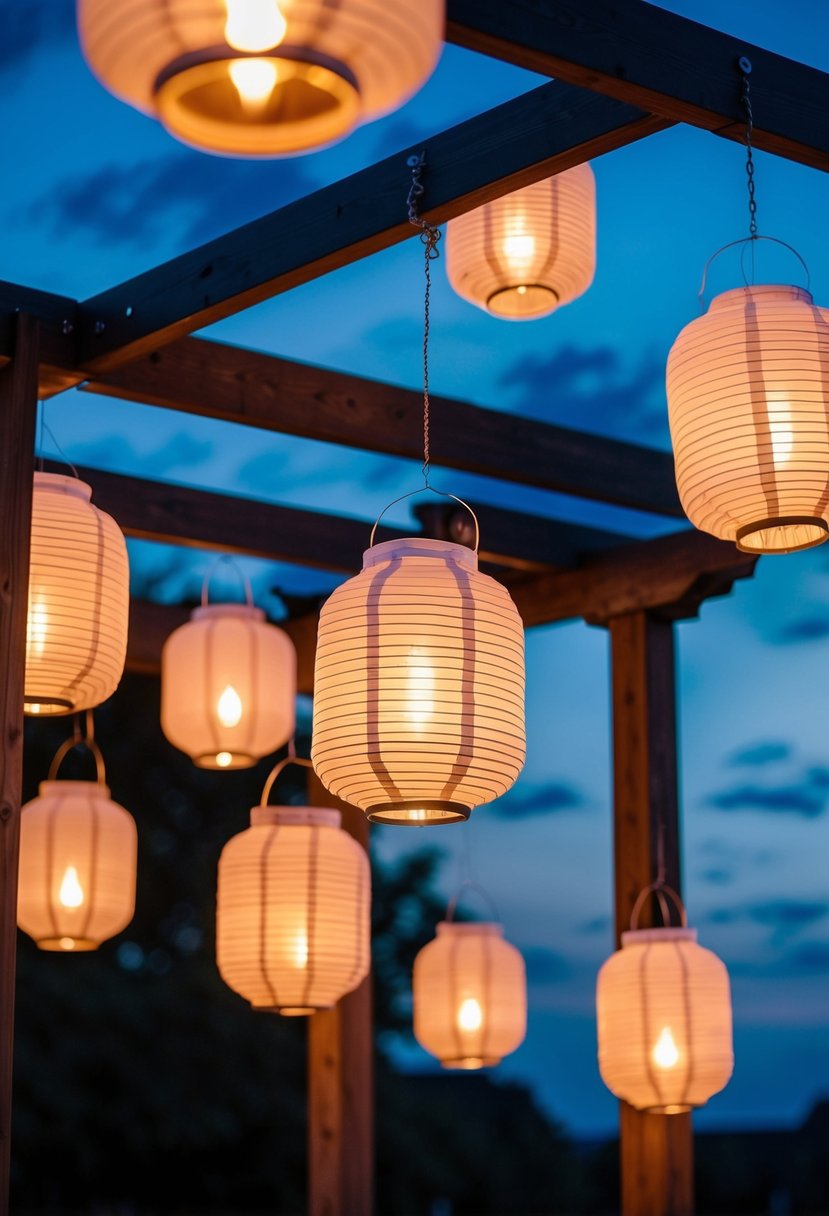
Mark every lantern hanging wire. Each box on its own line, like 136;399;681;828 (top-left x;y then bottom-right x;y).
444;876;502;926
259;737;314;806
48;708;107;785
201;551;255;607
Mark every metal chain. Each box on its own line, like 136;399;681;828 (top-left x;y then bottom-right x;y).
406;152;442;487
739;57;758;238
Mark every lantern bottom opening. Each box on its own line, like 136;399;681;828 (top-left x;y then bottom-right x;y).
441;1056;500;1070
366;799;470;826
37;937;98;952
154;48;361;157
24;696;74;716
254;1004;334;1017
735;515;828;554
635;1103;692;1115
195;750;256;770
485;283;559;320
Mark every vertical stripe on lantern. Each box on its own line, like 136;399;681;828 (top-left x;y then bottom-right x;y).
365;559;404;802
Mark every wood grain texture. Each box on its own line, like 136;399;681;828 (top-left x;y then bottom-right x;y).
0;315;39;1210
83;336;683;518
446;0;829;170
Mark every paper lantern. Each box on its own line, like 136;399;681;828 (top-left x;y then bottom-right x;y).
445;165;596;320
216;804;370;1014
596;925;734;1113
17;741;137;952
161;601;297;770
77;0;444;157
666;284;829;553
25;472;129;717
413;921;526;1068
311;537;526;825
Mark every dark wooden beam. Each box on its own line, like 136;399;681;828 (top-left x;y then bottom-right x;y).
82;337;684;519
446;0;829;171
0;282;77;395
0;314;39;1208
73;82;668;372
509;528;758;627
608;612;693;1216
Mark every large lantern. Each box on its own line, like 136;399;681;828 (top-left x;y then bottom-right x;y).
17;734;138;952
445;165;596;321
666;284;829;554
413;900;527;1069
215;755;370;1014
76;0;444;157
311;535;526;825
25;471;130;717
161;563;296;770
596;886;734;1113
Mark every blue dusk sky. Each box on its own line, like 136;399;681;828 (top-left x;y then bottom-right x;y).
4;0;829;1140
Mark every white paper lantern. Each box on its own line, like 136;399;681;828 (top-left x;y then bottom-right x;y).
311;537;526;825
77;0;444;156
413;921;526;1069
216;803;370;1014
667;284;829;553
445;165;596;320
25;472;130;717
596;925;734;1113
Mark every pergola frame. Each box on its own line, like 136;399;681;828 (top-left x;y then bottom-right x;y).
0;2;824;1212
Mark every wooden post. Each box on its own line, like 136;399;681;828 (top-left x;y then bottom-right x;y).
608;611;693;1216
0;314;40;1211
306;769;374;1216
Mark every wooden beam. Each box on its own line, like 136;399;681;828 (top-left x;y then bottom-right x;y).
509;528;758;627
608;612;693;1216
73;82;668;372
0;314;39;1208
82;337;684;519
446;0;829;171
0;282;77;395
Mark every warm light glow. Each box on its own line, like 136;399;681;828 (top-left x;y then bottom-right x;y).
293;931;309;970
26;598;48;659
407;650;435;728
503;232;535;263
768;393;794;466
457;997;483;1032
229;57;278;105
224;0;286;52
59;937;76;951
216;751;233;768
58;866;84;909
217;684;243;728
653;1026;680;1070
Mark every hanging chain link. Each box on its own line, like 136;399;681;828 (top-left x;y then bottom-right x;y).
406;152;442;487
739;57;758;238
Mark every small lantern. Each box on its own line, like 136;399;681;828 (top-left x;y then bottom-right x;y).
17;733;137;952
215;753;370;1014
160;560;296;770
77;0;444;157
312;534;526;825
25;472;130;717
413;889;526;1069
667;284;829;554
445;165;596;321
596;884;734;1113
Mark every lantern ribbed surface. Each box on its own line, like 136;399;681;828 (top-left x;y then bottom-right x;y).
216;806;370;1014
77;0;444;156
17;781;138;952
161;604;296;770
667;284;829;553
26;473;129;717
413;922;527;1068
596;927;734;1113
311;538;526;826
445;165;596;320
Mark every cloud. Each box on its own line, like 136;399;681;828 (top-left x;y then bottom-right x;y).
705;898;829;936
487;780;584;819
728;741;791;767
521;945;571;985
0;0;75;71
708;764;829;818
66;432;214;479
773;615;829;645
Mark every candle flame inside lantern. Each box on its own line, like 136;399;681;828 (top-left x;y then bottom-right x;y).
217;684;243;728
293;931;309;970
406;650;435;729
224;0;287;52
26;598;49;659
457;997;483;1032
652;1026;680;1070
58;866;84;909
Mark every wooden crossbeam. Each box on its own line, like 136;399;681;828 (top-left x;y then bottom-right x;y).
446;0;829;171
82;337;683;518
73;81;668;372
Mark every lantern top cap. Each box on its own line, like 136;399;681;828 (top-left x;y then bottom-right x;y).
191;603;265;623
621;927;698;947
250;805;341;830
437;920;503;937
709;283;813;311
33;471;92;503
364;536;477;572
35;779;111;799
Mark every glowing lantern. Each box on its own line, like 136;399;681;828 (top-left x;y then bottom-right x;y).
25;472;129;717
445;165;596;320
596;889;734;1112
311;537;526;825
413;920;527;1069
17;736;137;952
77;0;444;157
215;757;370;1014
666;284;829;553
160;566;296;770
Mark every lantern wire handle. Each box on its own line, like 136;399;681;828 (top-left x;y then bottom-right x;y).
201;553;254;608
629;882;688;932
445;877;501;925
369;486;480;552
260;738;314;806
47;724;107;785
698;235;811;310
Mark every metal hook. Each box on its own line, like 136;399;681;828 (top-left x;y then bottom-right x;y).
369;486;480;552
